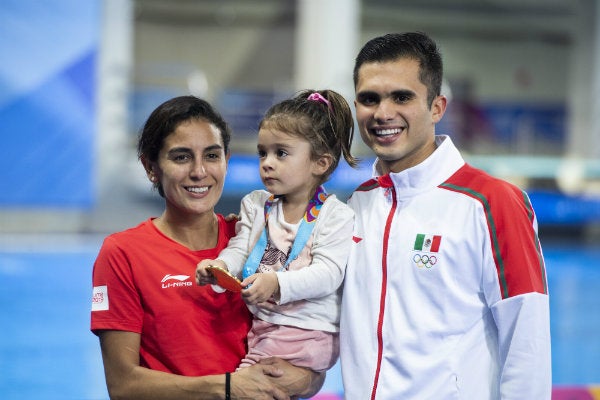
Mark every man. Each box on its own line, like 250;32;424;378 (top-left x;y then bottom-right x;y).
339;32;551;399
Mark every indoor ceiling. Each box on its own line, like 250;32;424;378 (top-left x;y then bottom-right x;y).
134;0;579;44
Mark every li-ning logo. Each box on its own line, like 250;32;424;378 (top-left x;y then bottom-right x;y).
412;253;438;269
161;274;193;289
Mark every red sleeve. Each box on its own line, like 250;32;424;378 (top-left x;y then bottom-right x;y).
442;164;548;299
90;235;143;334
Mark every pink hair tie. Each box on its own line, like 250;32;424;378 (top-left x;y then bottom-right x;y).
307;92;331;110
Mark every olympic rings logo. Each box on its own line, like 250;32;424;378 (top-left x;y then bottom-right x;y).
413;253;438;268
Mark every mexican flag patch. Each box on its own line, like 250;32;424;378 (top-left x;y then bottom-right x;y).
414;233;442;252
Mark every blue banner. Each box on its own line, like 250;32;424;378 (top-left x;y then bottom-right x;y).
0;0;99;207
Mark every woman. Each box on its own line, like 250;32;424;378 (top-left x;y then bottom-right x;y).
90;96;323;400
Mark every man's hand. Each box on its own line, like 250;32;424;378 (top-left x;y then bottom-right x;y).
223;213;239;222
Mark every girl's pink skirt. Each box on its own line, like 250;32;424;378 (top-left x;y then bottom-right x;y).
239;318;339;372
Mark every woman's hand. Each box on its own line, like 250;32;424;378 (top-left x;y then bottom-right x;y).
97;330;293;400
232;362;290;400
258;358;325;399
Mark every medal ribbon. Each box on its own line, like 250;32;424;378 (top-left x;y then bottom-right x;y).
242;186;328;279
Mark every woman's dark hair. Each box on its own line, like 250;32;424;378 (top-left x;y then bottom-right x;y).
137;95;231;196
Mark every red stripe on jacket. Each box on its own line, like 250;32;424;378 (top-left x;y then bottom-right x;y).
440;164;547;298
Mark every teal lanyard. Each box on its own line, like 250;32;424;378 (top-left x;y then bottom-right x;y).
242;186;328;279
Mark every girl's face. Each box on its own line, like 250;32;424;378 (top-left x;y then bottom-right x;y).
149;119;228;218
257;127;327;203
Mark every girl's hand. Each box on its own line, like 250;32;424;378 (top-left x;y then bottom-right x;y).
241;272;279;305
195;259;226;286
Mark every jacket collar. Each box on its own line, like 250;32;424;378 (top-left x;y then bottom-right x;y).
371;135;465;198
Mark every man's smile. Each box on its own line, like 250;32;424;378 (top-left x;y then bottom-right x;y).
372;127;404;137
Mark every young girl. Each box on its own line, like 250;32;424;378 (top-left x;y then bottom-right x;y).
196;89;357;372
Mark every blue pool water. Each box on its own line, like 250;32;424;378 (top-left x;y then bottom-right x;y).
0;235;598;399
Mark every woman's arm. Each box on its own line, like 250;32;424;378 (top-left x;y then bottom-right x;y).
98;330;290;400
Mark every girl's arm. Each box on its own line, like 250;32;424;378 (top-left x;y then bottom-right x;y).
218;190;270;278
277;199;354;304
